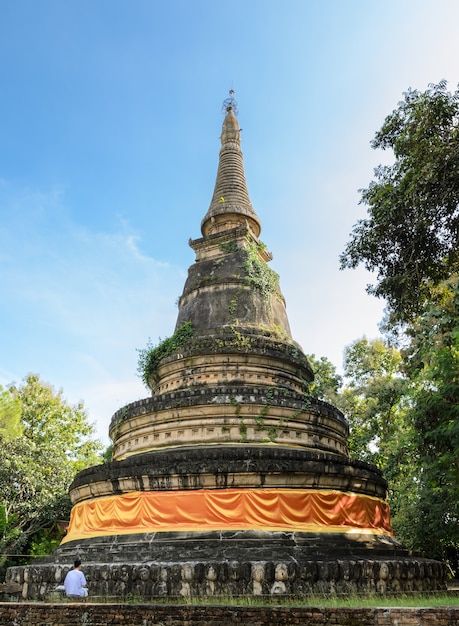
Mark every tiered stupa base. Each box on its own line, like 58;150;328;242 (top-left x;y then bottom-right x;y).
7;538;446;599
6;445;447;599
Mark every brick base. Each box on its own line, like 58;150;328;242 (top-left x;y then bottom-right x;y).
1;602;458;626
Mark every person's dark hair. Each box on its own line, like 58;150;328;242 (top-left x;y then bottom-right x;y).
74;559;82;569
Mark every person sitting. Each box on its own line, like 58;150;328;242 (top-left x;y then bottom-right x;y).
62;559;88;598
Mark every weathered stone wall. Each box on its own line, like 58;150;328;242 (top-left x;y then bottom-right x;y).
1;602;458;626
7;557;446;601
68;445;386;506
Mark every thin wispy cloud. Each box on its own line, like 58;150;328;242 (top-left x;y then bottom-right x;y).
0;181;184;438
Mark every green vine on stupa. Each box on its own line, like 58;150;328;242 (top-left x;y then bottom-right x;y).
243;240;280;299
137;321;193;388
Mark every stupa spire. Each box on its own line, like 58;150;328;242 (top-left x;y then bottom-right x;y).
201;91;261;238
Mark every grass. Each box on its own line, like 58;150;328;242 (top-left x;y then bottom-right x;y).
180;594;459;609
50;591;459;608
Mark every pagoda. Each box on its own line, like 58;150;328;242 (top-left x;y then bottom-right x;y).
7;93;445;598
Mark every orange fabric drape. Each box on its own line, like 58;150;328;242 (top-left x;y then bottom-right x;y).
61;488;393;544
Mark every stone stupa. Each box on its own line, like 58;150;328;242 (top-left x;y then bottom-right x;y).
8;92;445;599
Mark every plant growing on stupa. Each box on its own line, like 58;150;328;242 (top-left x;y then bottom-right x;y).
137;321;193;388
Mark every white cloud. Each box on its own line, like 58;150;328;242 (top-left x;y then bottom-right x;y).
0;182;184;443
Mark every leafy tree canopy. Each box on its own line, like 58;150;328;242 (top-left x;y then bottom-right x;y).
399;277;459;558
10;374;102;472
0;385;22;439
343;337;402;389
306;330;458;564
340;80;459;325
339;338;410;469
306;354;342;405
0;374;103;572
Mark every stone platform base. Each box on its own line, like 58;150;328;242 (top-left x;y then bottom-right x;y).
2;604;459;626
7;553;446;600
6;529;447;599
52;528;410;563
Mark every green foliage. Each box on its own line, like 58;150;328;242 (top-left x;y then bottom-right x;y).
343;338;402;386
339;80;459;563
0;385;23;439
339;338;410;469
228;288;244;319
11;374;103;472
243;241;280;299
325;339;419;553
0;374;103;572
0;434;73;571
397;277;459;559
219;241;238;254
306;354;343;405
29;525;65;557
111;592;459;608
340;340;420;556
137;322;193;389
321;328;458;564
340;80;459;325
102;444;114;463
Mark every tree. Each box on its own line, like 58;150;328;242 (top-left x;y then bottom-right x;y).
0;385;22;439
11;374;102;472
306;354;343;405
339;338;411;470
339;80;459;567
396;277;459;560
340;81;459;325
332;338;422;556
0;375;103;572
0;435;73;568
310;333;458;567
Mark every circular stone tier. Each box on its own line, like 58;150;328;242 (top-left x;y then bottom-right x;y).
109;388;348;459
149;333;314;395
68;446;387;505
55;445;397;567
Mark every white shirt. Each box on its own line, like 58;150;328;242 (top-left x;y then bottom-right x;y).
63;568;87;597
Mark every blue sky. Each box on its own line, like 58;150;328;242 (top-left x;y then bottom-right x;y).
1;0;459;444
